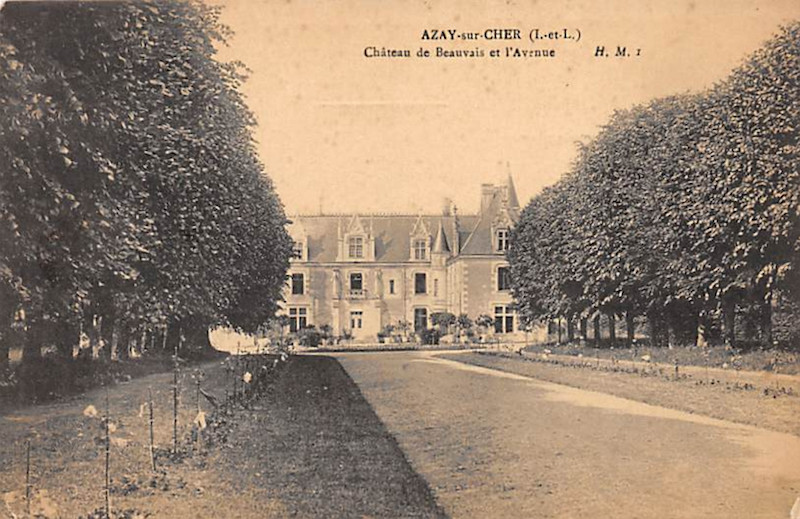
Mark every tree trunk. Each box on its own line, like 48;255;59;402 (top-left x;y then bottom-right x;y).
625;311;635;346
666;301;698;347
687;313;699;347
117;320;130;361
647;310;665;348
556;317;563;345
696;310;708;348
607;313;616;345
0;336;9;372
166;320;182;353
567;319;575;342
99;312;115;360
84;314;100;360
22;312;44;363
0;326;12;372
593;314;601;346
579;318;588;342
0;287;15;371
760;291;773;347
722;299;736;348
54;318;79;360
182;316;215;359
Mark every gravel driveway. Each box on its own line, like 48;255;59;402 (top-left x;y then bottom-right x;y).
331;350;800;519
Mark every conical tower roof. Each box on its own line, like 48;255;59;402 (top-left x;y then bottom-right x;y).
506;173;520;209
432;220;450;254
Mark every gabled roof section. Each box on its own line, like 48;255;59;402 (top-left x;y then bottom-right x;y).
493;205;516;230
287;219;307;240
409;214;430;237
345;214;368;235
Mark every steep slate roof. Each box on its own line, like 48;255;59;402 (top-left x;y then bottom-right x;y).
460;181;520;256
506;173;520;209
290;177;519;262
290;214;474;263
460;196;499;256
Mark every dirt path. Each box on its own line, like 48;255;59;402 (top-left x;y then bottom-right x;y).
332;350;800;519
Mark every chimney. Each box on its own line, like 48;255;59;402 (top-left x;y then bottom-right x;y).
480;184;495;214
442;197;453;216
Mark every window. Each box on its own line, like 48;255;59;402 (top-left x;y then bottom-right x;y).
497;267;511;291
496;229;510;252
348;236;364;259
288;307;307;333
292;241;304;259
494;305;514;334
434;278;439;297
350;272;363;292
350;311;363;329
414;308;428;332
389;279;395;294
291;273;304;295
414;272;427;294
413;239;427;260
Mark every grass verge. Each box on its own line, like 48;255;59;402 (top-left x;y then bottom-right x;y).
0;355;445;518
520;342;800;375
440;351;800;437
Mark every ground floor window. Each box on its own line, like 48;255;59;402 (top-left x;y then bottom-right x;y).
350;310;363;330
289;307;307;333
494;305;514;334
414;308;428;332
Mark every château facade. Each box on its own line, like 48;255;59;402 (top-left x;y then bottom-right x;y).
282;177;532;342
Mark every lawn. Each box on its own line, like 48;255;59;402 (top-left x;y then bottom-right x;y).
0;354;444;518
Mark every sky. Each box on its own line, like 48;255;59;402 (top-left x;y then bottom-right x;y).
212;0;800;216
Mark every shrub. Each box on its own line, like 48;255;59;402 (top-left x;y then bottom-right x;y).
299;326;322;347
420;328;441;345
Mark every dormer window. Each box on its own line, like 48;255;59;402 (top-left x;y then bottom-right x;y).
288;220;309;262
413;239;428;260
496;229;510;252
292;241;304;260
348;236;364;259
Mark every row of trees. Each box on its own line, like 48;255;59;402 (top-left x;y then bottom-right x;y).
509;23;800;348
0;1;292;370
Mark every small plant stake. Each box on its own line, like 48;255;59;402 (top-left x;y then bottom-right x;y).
196;376;201;412
674;360;679;381
25;439;31;516
104;386;111;519
234;342;241;401
148;387;156;472
173;331;183;455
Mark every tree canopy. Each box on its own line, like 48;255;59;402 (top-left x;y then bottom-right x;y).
510;23;800;348
0;1;292;369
